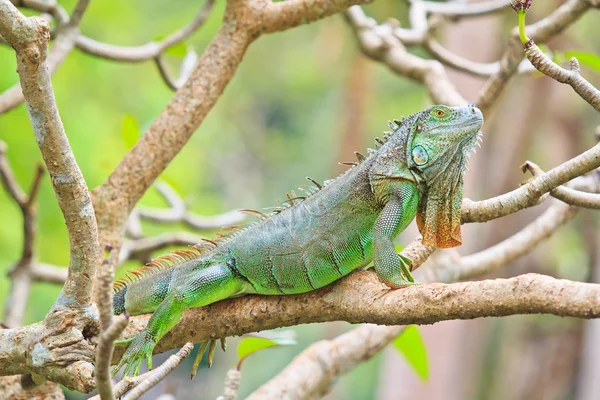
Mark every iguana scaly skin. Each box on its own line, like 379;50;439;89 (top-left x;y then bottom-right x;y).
112;104;484;376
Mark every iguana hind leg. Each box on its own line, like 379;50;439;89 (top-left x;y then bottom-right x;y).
113;263;245;376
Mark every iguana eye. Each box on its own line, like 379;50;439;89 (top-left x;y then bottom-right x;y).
435;109;445;118
412;145;428;166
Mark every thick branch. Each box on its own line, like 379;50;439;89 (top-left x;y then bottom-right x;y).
110;272;600;360
0;1;99;308
260;0;374;34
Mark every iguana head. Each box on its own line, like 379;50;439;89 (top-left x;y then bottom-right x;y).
407;104;483;248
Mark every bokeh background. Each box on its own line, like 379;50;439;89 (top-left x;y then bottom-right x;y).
1;0;600;399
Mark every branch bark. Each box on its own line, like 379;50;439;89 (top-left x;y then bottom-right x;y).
0;0;87;114
106;272;600;361
461;142;600;223
524;45;600;112
247;324;402;400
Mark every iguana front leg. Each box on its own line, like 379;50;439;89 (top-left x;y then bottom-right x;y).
373;181;420;288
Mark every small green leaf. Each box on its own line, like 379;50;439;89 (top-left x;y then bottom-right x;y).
121;114;139;149
564;50;600;72
237;336;296;370
392;325;428;381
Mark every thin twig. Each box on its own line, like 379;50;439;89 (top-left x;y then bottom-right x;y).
135;181;246;229
120;231;204;265
345;6;466;106
95;314;129;400
90;371;152;400
29;263;68;284
0;141;27;205
0;0;86;114
75;0;215;62
523;161;600;209
461;142;600;223
419;0;512;16
0;142;45;327
121;342;194;400
525;46;600;112
217;369;242;400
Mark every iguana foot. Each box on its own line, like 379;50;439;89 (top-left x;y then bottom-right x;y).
384;279;420;289
112;329;157;377
398;253;415;283
190;338;228;379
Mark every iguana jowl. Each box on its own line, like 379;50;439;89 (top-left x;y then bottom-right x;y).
113;104;484;375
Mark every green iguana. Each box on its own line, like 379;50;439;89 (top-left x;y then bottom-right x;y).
112;104;484;376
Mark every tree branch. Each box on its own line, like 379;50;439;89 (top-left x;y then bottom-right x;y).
120;342;194;400
95;314;128;400
524;46;600;112
344;6;466;106
419;0;512;16
248;324;401;399
0;0;88;114
0;0;99;308
107;272;600;362
74;0;214;62
461;142;600;223
476;0;593;113
439;202;577;282
523;161;600;209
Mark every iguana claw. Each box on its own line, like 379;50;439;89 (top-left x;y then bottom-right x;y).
190;338;228;379
112;330;156;377
398;253;415;283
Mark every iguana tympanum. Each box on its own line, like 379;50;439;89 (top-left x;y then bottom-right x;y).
112;104;484;376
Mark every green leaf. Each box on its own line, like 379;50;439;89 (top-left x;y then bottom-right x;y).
564;50;600;72
392;325;428;381
237;336;296;370
121;114;139;149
